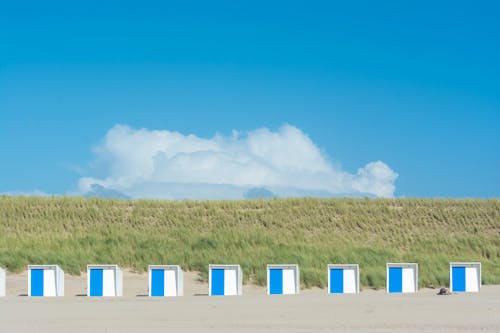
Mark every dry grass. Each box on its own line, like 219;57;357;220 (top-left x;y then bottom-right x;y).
0;196;498;289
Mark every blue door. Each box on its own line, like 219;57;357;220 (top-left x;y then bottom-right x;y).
452;267;466;292
211;269;225;296
269;269;283;295
329;269;344;294
31;269;44;296
151;269;165;296
89;269;103;296
388;267;402;293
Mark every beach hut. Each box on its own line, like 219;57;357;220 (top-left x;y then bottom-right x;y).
148;265;184;297
267;264;300;295
28;265;65;297
87;265;123;297
450;262;481;293
208;264;242;296
386;263;418;293
0;268;5;297
328;264;359;294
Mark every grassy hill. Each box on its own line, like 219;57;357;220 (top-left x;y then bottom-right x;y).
0;196;498;289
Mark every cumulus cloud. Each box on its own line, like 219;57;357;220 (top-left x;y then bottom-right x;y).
78;124;398;199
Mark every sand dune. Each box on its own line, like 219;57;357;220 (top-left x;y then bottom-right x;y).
1;271;498;332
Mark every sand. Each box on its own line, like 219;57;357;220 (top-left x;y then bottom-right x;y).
1;270;499;332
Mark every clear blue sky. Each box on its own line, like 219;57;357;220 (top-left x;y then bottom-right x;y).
1;0;498;198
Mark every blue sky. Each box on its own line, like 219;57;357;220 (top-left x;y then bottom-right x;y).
0;0;498;198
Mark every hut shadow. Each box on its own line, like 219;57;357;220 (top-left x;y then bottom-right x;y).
194;293;209;296
76;294;87;297
18;293;28;297
136;294;149;297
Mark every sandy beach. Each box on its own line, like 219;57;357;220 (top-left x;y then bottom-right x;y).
1;270;499;333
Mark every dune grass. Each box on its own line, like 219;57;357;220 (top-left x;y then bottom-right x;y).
0;196;498;289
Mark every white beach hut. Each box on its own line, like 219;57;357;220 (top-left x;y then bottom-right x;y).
328;264;359;294
450;262;481;293
386;263;418;293
267;264;300;295
208;264;242;296
148;265;184;297
87;265;123;297
0;268;5;297
28;265;64;297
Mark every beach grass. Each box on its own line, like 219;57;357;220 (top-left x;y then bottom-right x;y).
0;196;498;289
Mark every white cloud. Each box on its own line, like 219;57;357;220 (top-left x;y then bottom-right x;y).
78;124;398;199
1;189;52;197
352;161;398;198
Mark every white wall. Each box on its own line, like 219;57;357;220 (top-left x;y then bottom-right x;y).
0;268;5;297
282;268;297;294
164;269;178;297
43;269;57;296
224;268;238;296
102;268;116;296
402;267;417;293
343;268;357;294
466;266;480;292
56;266;65;296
